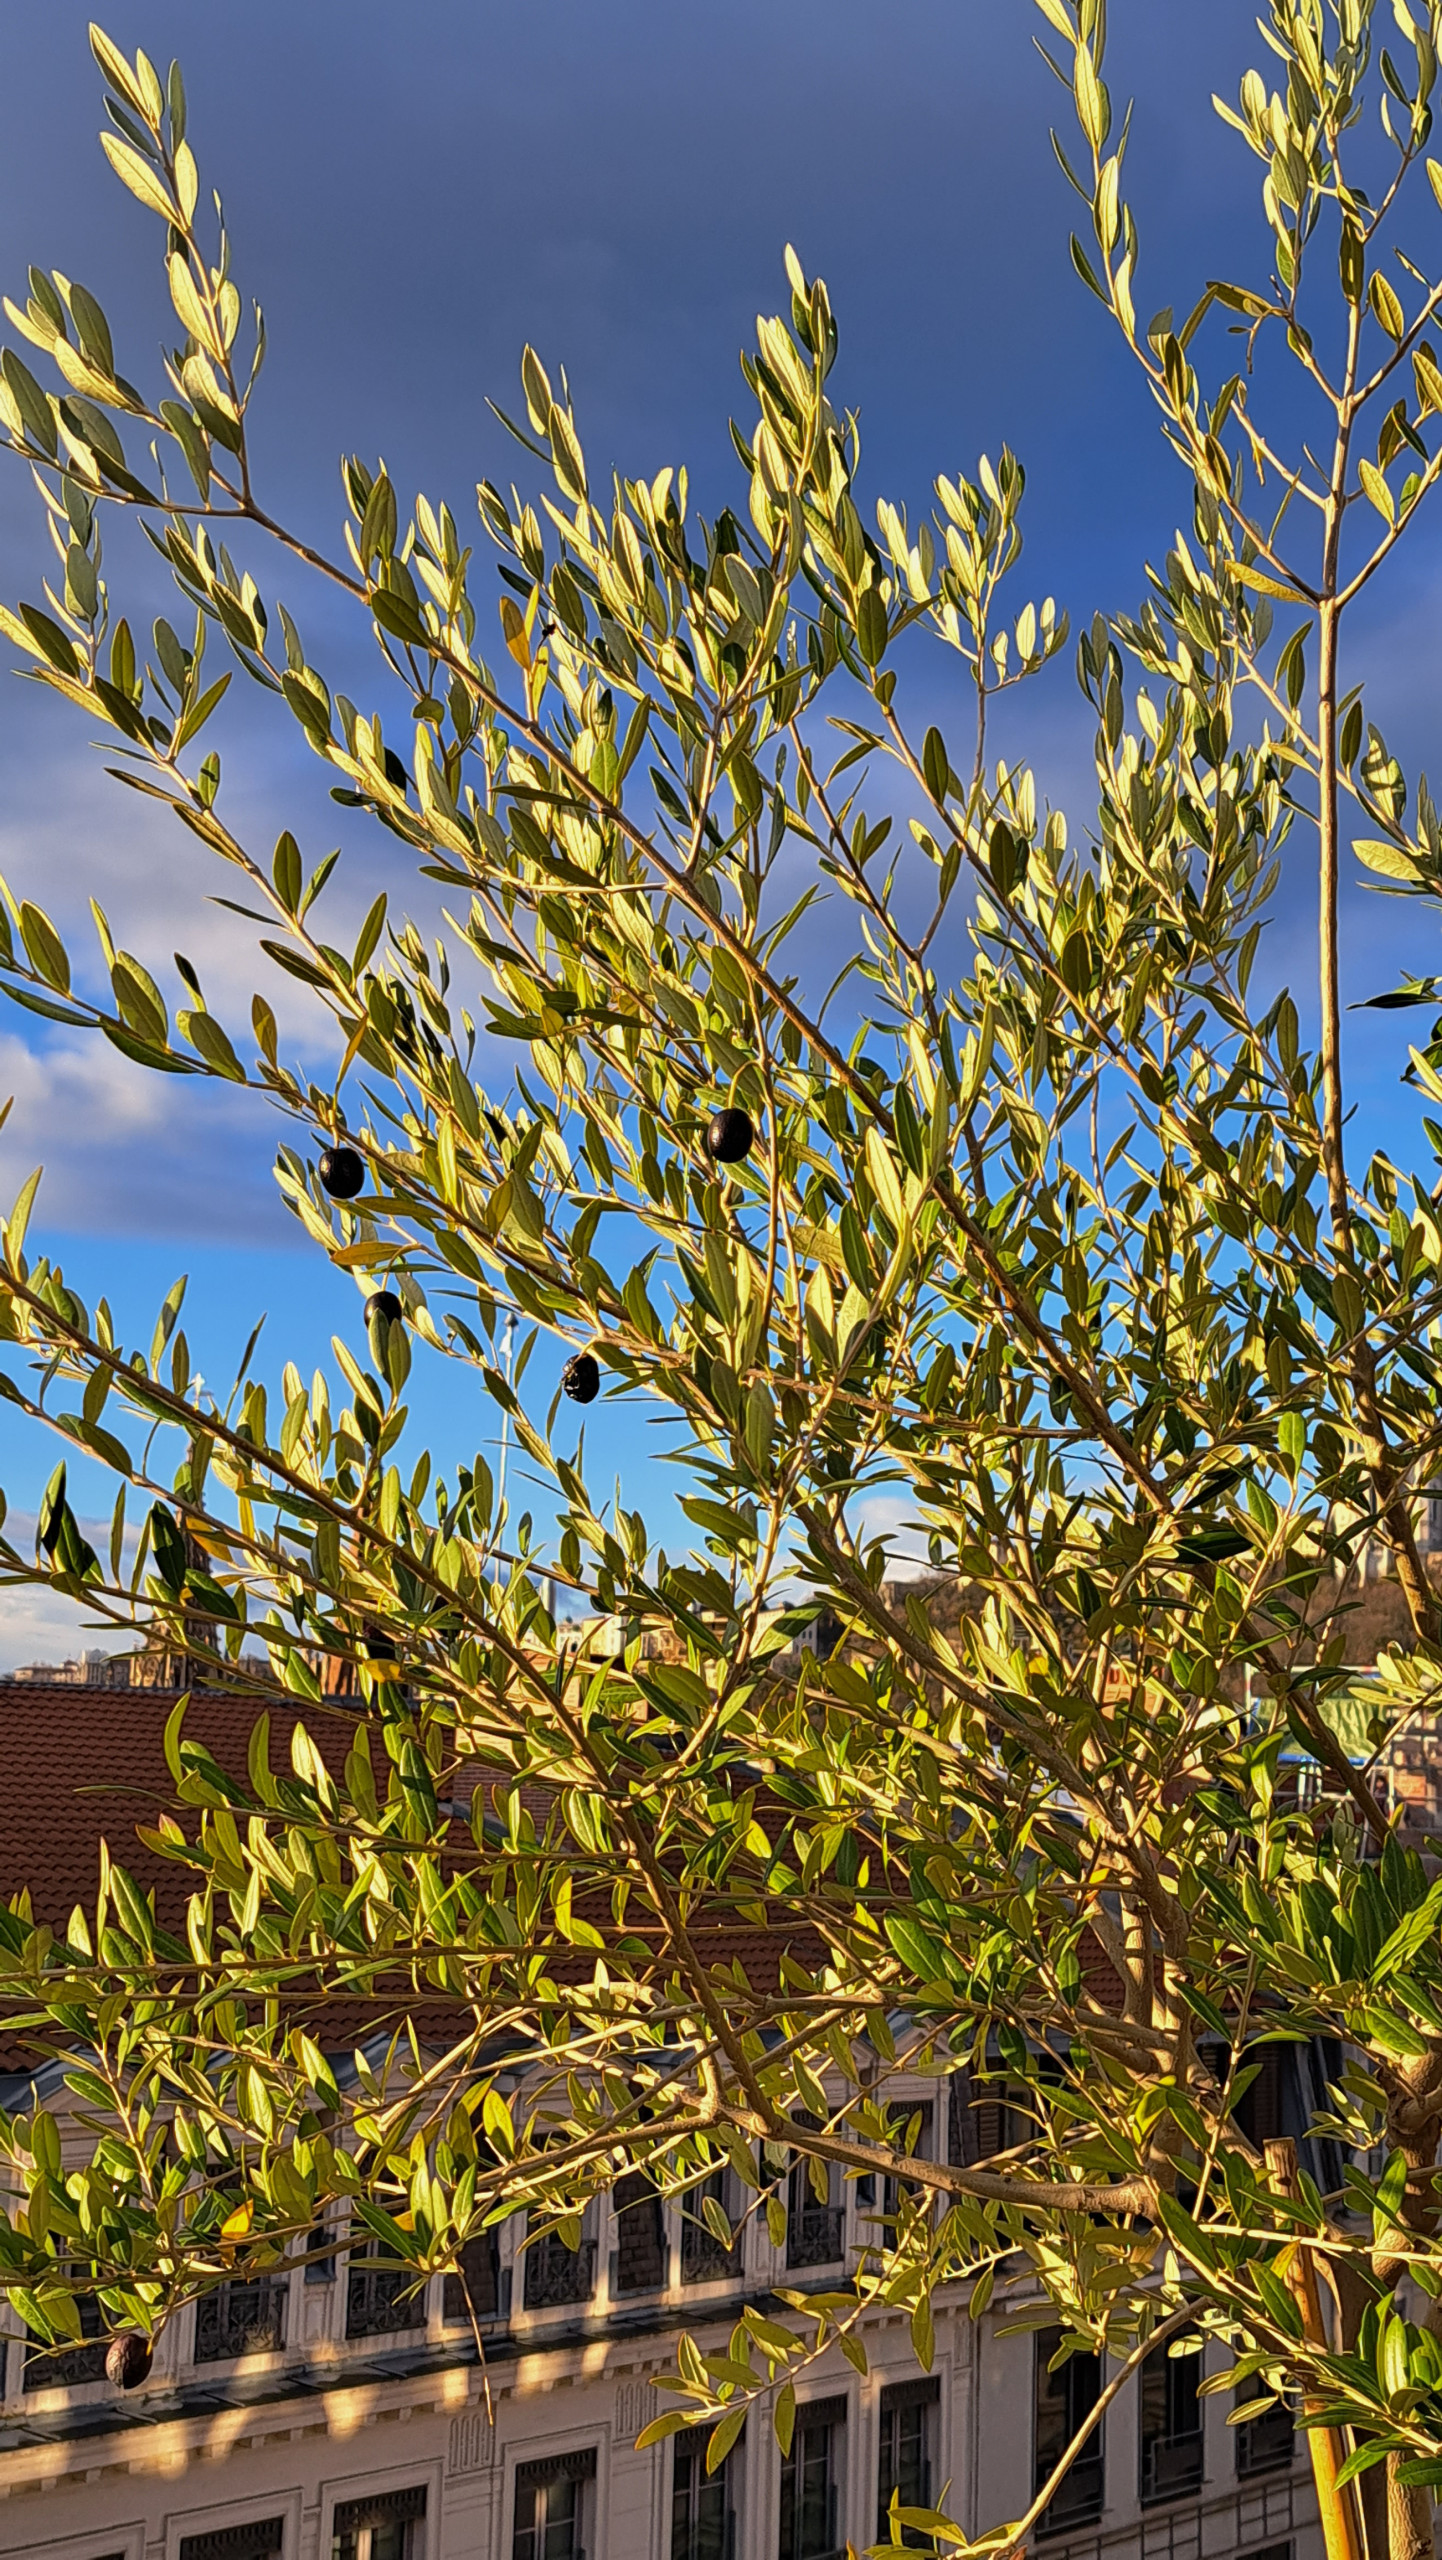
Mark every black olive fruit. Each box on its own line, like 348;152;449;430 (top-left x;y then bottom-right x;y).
365;1291;404;1327
318;1144;365;1200
704;1106;754;1165
561;1351;601;1405
106;2331;152;2390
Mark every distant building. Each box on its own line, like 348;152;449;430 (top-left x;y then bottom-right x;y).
5;1648;137;1686
2;1646;272;1690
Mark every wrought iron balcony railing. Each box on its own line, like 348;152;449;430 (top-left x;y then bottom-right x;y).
1141;2429;1204;2506
1036;2450;1105;2536
194;2277;288;2364
345;2254;424;2339
786;2203;845;2269
522;2234;597;2310
23;2330;108;2390
681;2215;743;2284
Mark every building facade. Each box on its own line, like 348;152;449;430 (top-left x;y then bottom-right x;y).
0;2094;1322;2560
0;1685;1326;2560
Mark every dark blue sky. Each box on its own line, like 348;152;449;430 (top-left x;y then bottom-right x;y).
0;1;1438;1658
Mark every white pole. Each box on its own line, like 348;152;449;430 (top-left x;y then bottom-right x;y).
494;1308;516;1549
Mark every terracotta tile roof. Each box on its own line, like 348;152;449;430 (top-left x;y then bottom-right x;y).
0;1683;339;2070
0;1684;1128;2083
0;1686;837;2075
0;1682;336;1935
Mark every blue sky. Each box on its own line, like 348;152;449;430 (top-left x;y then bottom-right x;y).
0;0;1440;1663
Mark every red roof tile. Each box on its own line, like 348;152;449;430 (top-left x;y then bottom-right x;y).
0;1685;1129;2081
0;1683;341;1934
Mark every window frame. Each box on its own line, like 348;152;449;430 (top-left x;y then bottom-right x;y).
679;2164;744;2287
786;2134;846;2272
877;2375;939;2545
509;2444;599;2560
329;2483;428;2560
671;2420;740;2560
520;2210;599;2313
318;2466;438;2560
442;2229;504;2327
778;2392;848;2560
858;2101;935;2253
1233;2375;1298;2480
19;2532;145;2560
1138;2339;1205;2508
1033;2330;1105;2538
343;2230;429;2342
164;2495;301;2560
611;2169;670;2298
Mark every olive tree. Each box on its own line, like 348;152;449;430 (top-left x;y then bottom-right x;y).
4;6;1442;2552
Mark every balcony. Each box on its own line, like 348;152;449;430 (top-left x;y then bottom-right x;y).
681;2216;742;2285
681;2169;742;2285
23;2330;107;2390
443;2233;502;2325
1141;2428;1204;2505
1237;2403;1295;2476
1036;2449;1105;2536
787;2202;845;2269
194;2276;288;2363
613;2173;668;2295
523;2232;597;2310
345;2249;424;2340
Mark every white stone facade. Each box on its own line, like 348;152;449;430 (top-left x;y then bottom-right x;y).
0;2155;1322;2560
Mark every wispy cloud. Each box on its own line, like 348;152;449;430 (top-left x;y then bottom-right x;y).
0;1024;287;1241
0;1506;144;1674
847;1490;931;1578
0;1578;126;1674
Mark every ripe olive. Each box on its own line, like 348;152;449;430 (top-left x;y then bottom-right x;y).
318;1144;365;1200
562;1351;601;1405
704;1106;754;1165
365;1291;404;1326
106;2331;152;2390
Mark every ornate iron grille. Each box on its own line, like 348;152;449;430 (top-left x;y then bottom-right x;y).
522;2231;596;2309
345;2243;424;2338
23;2289;107;2390
680;2171;742;2284
194;2276;287;2363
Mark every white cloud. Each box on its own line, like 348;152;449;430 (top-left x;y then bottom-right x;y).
0;729;514;1243
0;1024;289;1241
0;1577;127;1675
0;1505;150;1674
0;731;344;1039
0;730;371;1241
0;1513;137;1674
846;1489;932;1577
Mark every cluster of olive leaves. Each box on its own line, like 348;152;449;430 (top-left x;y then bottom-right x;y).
6;10;1442;2545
